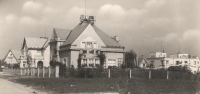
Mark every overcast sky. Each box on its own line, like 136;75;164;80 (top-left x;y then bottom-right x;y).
0;0;200;59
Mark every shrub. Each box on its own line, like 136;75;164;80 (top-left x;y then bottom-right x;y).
168;66;192;74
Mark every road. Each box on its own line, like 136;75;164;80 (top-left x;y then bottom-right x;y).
0;73;48;94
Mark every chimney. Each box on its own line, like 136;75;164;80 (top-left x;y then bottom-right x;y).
113;36;119;43
88;16;95;25
80;15;85;23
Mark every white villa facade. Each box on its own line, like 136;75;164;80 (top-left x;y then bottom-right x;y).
20;37;50;68
58;15;125;68
147;52;200;73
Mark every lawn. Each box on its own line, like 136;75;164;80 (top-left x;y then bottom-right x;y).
13;77;200;94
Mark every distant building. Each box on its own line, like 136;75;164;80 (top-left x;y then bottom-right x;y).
138;56;148;68
146;52;200;73
3;49;22;67
21;37;50;68
58;15;125;68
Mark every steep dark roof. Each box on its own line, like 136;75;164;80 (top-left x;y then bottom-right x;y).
92;25;122;47
53;28;71;40
61;22;89;46
138;57;147;64
61;21;123;47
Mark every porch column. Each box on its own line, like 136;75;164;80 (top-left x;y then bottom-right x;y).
87;59;89;67
81;59;83;66
93;59;96;65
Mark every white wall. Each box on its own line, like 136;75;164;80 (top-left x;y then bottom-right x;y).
106;52;124;68
44;45;50;67
4;52;19;64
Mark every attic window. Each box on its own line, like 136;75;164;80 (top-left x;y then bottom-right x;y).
10;54;12;56
87;42;92;48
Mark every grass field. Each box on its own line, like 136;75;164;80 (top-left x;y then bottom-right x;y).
13;77;200;94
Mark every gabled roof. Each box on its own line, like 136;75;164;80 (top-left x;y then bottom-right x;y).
92;25;122;47
3;49;22;62
53;28;71;40
11;50;22;60
61;21;123;47
61;22;89;46
138;57;148;64
22;37;48;49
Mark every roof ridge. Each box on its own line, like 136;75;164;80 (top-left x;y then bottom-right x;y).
61;23;89;47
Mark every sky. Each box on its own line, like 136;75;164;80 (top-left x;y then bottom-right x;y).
0;0;200;59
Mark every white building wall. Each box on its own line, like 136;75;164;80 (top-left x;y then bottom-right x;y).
4;52;19;64
44;45;50;67
105;52;124;68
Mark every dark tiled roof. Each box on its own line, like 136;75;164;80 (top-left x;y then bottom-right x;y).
53;28;71;40
92;25;122;47
61;22;123;47
61;22;89;46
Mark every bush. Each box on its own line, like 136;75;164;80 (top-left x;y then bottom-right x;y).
168;66;192;74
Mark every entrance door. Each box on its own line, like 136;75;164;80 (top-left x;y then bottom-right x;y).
37;61;43;68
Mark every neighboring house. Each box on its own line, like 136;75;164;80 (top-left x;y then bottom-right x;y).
3;49;22;67
147;52;200;72
138;56;148;68
49;28;71;62
21;37;50;68
59;15;125;68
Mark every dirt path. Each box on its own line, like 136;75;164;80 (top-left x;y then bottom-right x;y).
0;72;48;94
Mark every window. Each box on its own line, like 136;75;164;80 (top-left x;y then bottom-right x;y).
176;61;180;65
83;50;87;54
166;60;169;65
87;42;92;48
10;54;12;56
185;61;188;64
143;64;146;67
93;43;97;49
150;61;154;68
89;50;94;54
194;61;196;65
81;42;86;48
161;60;164;66
23;61;26;63
118;58;123;64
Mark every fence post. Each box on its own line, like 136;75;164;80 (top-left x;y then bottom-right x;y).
55;65;59;78
28;68;30;76
108;69;110;78
43;67;45;78
20;68;23;75
24;68;26;75
30;68;32;76
37;67;39;77
33;68;35;77
130;69;132;78
167;71;169;80
49;66;51;78
149;70;151;79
